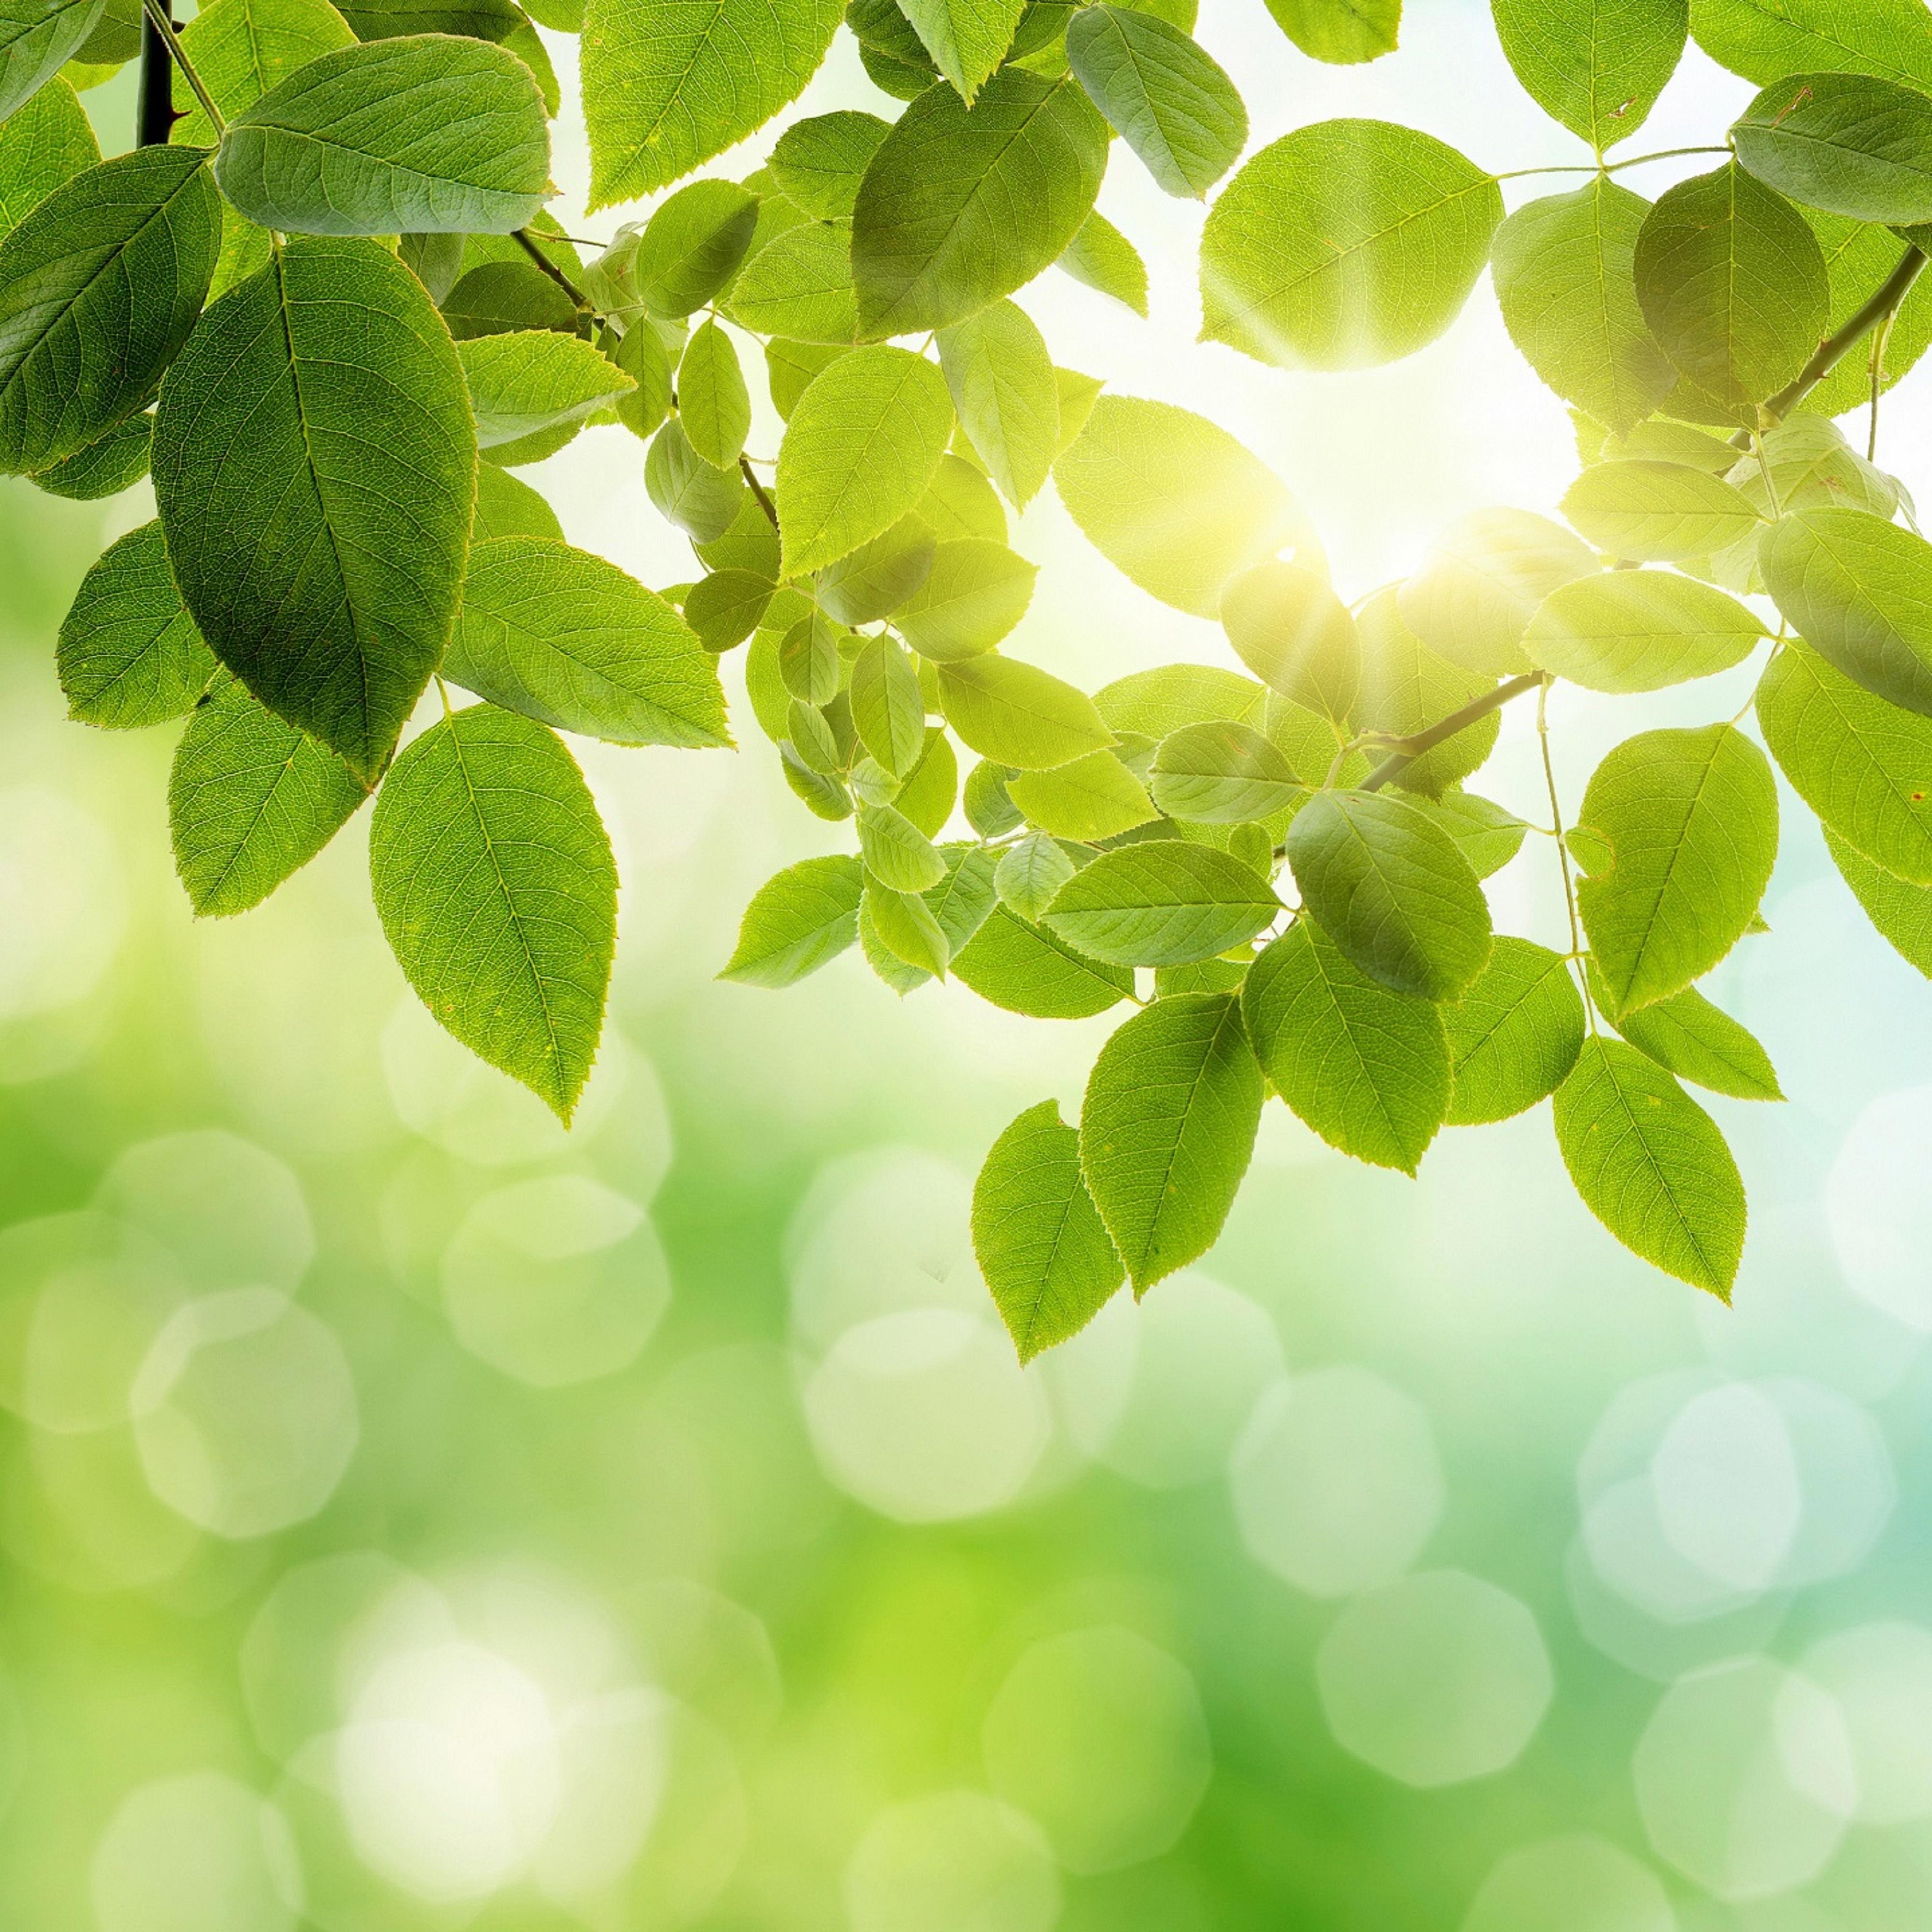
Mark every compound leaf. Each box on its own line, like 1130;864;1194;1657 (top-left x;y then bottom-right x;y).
370;704;616;1121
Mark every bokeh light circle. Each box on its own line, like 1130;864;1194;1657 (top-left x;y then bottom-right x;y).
845;1790;1060;1932
1800;1620;1932;1826
1460;1833;1674;1932
91;1772;302;1932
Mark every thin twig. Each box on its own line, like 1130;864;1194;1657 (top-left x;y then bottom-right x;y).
1536;676;1593;1029
740;455;779;530
1765;242;1927;421
1359;671;1542;794
138;0;223;132
513;229;591;311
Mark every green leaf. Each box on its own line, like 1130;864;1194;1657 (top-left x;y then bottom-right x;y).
1524;569;1766;692
1733;71;1932;224
1553;1035;1746;1296
900;0;1027;99
866;879;950;975
1562;459;1761;562
684;568;773;651
1245;920;1449;1172
1260;0;1399;63
775;345;952;577
1041;838;1278;965
444;536;729;749
474;461;563;542
778;610;840;704
1056;205;1148;313
676;319;751;469
1399;509;1597;678
331;0;520;34
850;67;1108;339
995;828;1077;921
169;671;369;917
725;222;860;344
1079;991;1263;1293
152;236;472;782
631;180;760;317
646;416;746;543
1757;638;1932;884
213;35;548;237
769;109;891;219
936;298;1059;506
171;0;357;146
1760;507;1932;720
817;514;938;622
858;800;947;893
1287;788;1492;999
1589;961;1782;1100
925;840;1000;951
936;653;1114;768
1443;936;1584;1125
29;409;150;499
0;146;220;475
1054;393;1317;617
1218;561;1357;723
442;259;578;339
1150;719;1303;821
954;901;1133;1013
1095;662;1265;739
974;1100;1124;1360
1492;0;1686;149
582;0;843;208
1493;181;1676;435
1690;0;1932;93
1827;824;1932;976
1200;118;1502;369
1065;4;1247;199
781;740;853;818
1633;162;1828;421
458;331;632;448
850;636;927;778
720;854;863;986
1009;750;1158;839
0;73;96;239
1417;789;1528;881
918;448;1007;542
1576;722;1778;1017
893;538;1037;659
1354;586;1499;798
370;705;616;1121
57;520;216;728
0;0;103;123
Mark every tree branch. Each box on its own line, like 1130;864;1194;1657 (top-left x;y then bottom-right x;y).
138;0;223;133
740;455;779;530
1766;242;1927;421
138;0;179;146
513;228;591;311
1359;671;1543;794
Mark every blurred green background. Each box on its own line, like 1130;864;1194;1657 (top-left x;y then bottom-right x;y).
10;8;1932;1929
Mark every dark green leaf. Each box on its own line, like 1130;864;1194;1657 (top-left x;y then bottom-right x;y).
29;409;149;498
442;259;579;339
57;520;215;728
1733;71;1932;224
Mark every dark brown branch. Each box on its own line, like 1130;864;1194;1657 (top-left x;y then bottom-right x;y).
1360;672;1543;794
138;0;180;146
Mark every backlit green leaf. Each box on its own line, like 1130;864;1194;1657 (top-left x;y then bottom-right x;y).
866;878;950;975
1055;394;1317;617
445;536;729;749
1219;561;1357;722
1760;507;1932;719
1524;569;1765;691
57;520;215;728
893;538;1037;659
769;110;891;219
1008;750;1158;839
1562;459;1761;562
0;0;103;123
1042;838;1279;965
169;671;369;917
857;799;947;892
1733;71;1932;225
646;416;746;543
214;35;549;236
726;222;860;344
1095;663;1266;739
1756;638;1932;883
1150;719;1303;822
1828;823;1932;976
974;1100;1124;1361
1576;722;1778;1016
936;298;1059;506
0;72;95;238
1261;0;1399;63
1079;991;1263;1292
1443;936;1584;1125
996;828;1077;921
1200;118;1502;369
1399;509;1597;678
370;704;616;1121
1355;587;1500;797
1591;961;1782;1099
953;902;1134;1014
817;514;938;623
1553;1035;1746;1295
171;0;357;147
677;319;752;468
474;461;564;542
0;145;220;475
1287;788;1492;999
850;636;927;778
1633;162;1828;420
459;331;632;448
632;180;760;317
901;0;1027;100
776;345;952;577
937;653;1114;768
1690;0;1932;93
1065;4;1246;199
1246;920;1450;1172
582;0;843;207
1492;0;1686;149
1055;205;1148;313
850;67;1108;339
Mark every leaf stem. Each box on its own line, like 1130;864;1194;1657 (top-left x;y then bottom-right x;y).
1867;307;1898;461
1493;146;1730;184
1765;241;1927;421
740;455;779;530
1359;670;1542;794
138;0;224;135
1535;675;1593;1028
513;228;591;311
